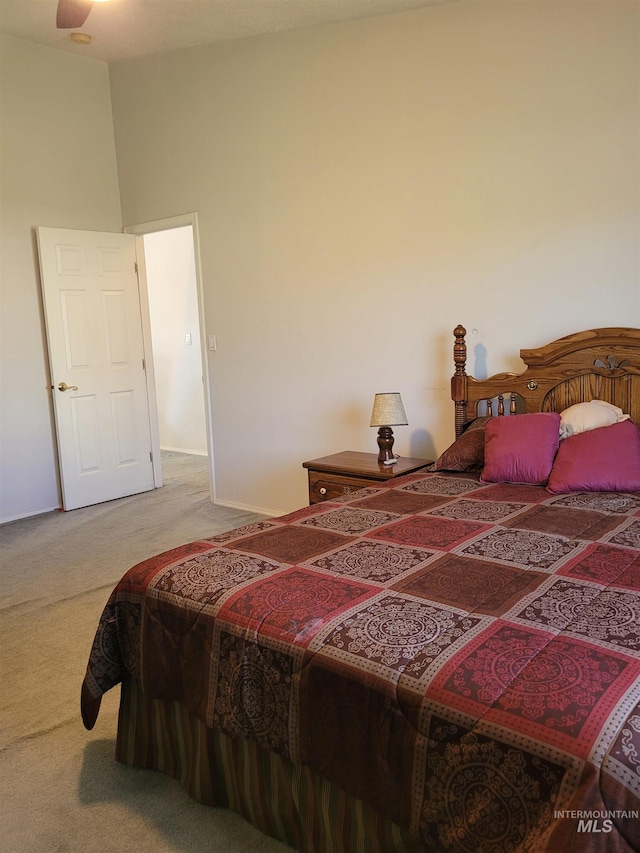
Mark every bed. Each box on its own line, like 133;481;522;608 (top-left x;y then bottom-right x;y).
82;325;640;852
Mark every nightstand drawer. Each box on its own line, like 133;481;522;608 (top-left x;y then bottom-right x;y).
308;471;374;504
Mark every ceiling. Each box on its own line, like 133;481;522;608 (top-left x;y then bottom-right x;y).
0;0;457;63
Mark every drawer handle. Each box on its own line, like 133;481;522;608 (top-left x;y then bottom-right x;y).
319;487;327;496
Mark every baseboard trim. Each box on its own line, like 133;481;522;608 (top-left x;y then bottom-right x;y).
160;446;208;457
0;505;61;525
213;497;285;518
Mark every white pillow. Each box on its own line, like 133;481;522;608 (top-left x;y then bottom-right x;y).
559;399;629;439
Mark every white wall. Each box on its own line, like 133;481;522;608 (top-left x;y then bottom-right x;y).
144;226;207;455
0;35;123;522
109;1;639;515
1;1;638;522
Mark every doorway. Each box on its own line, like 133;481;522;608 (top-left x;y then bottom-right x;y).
126;213;215;502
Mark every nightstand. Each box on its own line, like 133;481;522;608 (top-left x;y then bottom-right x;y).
303;451;432;504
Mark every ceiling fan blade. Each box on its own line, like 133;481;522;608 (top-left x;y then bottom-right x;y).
56;0;93;29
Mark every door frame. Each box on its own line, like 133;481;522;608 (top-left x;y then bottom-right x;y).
125;212;216;503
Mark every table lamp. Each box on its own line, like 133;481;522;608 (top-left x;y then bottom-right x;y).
370;392;408;464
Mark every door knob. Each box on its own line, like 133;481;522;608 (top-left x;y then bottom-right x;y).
58;382;78;392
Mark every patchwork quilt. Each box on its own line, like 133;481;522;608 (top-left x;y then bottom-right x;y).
82;470;640;851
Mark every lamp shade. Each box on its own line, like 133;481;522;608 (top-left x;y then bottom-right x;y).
370;393;408;427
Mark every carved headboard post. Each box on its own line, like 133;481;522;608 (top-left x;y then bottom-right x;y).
451;325;468;437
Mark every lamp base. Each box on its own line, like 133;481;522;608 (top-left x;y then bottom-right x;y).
376;426;395;463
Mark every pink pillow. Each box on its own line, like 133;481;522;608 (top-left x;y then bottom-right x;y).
481;412;561;485
547;419;640;494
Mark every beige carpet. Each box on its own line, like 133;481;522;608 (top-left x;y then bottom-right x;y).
0;452;290;852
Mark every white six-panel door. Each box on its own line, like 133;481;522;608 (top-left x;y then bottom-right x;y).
37;227;154;510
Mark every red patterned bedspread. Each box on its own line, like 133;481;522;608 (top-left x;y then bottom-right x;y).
81;470;640;852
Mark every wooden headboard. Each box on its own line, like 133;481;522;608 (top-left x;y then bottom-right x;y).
451;325;640;438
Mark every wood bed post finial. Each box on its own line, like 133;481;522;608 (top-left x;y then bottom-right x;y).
451;325;468;437
453;325;467;376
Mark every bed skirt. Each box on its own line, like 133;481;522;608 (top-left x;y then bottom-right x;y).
116;678;422;852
